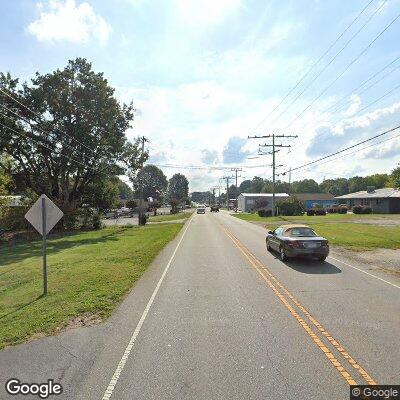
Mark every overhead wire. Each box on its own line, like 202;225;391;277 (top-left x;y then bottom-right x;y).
282;9;400;130
250;0;377;133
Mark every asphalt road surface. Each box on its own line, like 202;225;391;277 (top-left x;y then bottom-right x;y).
1;211;399;399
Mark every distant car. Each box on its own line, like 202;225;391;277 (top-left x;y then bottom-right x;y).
197;206;206;214
266;224;329;262
210;205;220;212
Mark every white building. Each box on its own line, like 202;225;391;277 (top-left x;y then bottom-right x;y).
237;193;290;212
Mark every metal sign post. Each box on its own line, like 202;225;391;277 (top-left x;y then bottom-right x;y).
25;195;63;296
41;197;47;295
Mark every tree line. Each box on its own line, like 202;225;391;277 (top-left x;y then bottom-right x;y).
238;168;400;196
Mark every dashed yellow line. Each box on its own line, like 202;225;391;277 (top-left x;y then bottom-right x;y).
219;223;377;386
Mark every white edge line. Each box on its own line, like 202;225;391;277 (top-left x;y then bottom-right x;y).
329;256;400;290
101;215;194;400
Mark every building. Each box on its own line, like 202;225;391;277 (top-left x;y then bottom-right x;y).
237;193;290;212
335;187;400;213
291;193;336;210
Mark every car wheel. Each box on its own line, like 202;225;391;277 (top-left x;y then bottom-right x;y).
279;246;287;261
266;239;272;252
317;256;327;261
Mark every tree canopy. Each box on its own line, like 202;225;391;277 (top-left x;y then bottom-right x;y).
168;173;189;202
136;164;167;200
0;58;145;211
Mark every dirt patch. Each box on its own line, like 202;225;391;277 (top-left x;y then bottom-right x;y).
352;219;400;226
331;246;400;276
56;312;103;332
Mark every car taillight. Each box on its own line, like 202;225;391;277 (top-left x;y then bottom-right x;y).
322;241;329;247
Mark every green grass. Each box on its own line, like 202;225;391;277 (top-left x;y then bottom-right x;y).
233;212;400;223
233;213;400;251
0;224;183;349
148;211;193;222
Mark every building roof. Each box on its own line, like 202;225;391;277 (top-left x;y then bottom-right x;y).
239;193;289;198
292;193;335;201
335;188;400;199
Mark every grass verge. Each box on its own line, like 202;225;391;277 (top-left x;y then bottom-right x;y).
0;224;183;349
149;211;193;222
233;213;400;250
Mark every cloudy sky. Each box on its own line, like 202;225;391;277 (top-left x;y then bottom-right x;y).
1;0;400;191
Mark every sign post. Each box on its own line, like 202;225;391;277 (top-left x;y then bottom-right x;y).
41;196;47;295
25;195;63;295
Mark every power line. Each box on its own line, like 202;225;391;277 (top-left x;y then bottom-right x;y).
323;54;400;115
148;163;274;170
251;0;377;133
280;124;400;175
0;86;99;156
248;134;297;216
266;0;386;130
283;9;400;130
0;121;87;168
0;106;90;161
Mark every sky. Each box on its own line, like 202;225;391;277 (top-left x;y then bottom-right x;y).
1;0;400;192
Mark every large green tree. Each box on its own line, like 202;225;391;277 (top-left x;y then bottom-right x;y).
390;166;400;188
168;173;189;202
135;164;167;200
0;58;143;211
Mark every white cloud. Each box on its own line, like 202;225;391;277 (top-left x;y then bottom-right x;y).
343;94;361;117
27;0;111;44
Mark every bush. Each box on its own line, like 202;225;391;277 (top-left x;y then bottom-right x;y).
276;197;305;216
314;209;326;216
257;209;272;217
306;209;315;216
353;205;372;214
92;212;103;230
338;206;348;214
0;205;31;231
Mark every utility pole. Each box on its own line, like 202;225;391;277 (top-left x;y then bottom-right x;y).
221;176;233;209
248;134;297;216
231;167;242;188
138;136;148;225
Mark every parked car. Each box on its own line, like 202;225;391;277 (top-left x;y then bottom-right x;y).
266;224;329;261
210;204;220;212
197;206;206;214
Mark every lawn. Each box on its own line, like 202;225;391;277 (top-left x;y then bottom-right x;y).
148;211;193;222
233;213;400;250
0;224;183;349
233;212;400;224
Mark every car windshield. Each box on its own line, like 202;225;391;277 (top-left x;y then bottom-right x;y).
288;227;317;237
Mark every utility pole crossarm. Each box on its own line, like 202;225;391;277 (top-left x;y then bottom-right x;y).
247;133;298;217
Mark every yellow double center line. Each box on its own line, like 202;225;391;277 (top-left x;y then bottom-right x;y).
220;223;377;387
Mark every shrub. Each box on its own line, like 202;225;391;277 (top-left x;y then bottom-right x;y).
338;206;348;214
306;209;315;216
314;209;326;216
257;209;272;217
92;212;103;230
363;206;372;214
276;197;305;216
352;205;363;214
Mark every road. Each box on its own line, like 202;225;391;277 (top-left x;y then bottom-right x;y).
1;211;399;399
